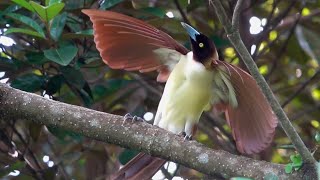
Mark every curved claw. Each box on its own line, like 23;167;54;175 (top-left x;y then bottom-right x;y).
178;132;192;140
122;113;145;126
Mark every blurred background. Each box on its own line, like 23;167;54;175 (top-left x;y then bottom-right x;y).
0;0;320;179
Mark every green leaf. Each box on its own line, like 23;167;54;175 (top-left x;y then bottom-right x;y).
100;0;123;9
7;13;45;38
29;1;47;21
46;2;65;21
26;52;49;65
11;74;45;92
285;164;293;174
11;0;35;12
44;41;78;66
50;12;67;41
4;27;45;38
290;154;302;166
29;1;65;22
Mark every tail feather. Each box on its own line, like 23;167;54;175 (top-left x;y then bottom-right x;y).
111;153;166;180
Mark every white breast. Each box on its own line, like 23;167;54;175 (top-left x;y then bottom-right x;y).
153;52;214;136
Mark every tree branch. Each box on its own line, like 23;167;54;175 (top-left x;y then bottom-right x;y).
209;0;317;164
0;83;310;179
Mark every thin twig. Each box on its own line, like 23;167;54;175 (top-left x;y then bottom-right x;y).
209;0;317;164
231;0;243;30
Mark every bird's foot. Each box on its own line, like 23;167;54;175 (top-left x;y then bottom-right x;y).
122;113;144;125
178;132;192;141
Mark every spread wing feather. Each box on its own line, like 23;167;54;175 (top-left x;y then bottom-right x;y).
82;10;189;82
217;61;277;154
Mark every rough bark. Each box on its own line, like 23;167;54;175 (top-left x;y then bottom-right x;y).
0;83;311;179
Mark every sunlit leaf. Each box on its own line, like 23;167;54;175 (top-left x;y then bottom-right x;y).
4;28;45;38
285;164;293;174
6;13;45;37
290;154;302;167
11;0;35;12
29;1;65;22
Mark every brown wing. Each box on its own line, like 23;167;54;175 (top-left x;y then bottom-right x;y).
218;61;277;154
82;9;189;82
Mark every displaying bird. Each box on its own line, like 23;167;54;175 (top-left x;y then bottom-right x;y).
82;9;277;179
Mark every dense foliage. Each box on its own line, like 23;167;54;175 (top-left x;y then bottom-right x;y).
0;0;320;179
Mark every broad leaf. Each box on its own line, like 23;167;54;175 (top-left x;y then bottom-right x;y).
50;12;67;41
4;28;45;38
11;0;35;12
29;1;65;22
7;13;45;38
44;41;78;66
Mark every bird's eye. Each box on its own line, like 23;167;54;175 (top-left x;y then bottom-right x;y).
199;43;204;48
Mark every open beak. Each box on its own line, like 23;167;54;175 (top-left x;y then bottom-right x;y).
181;22;200;41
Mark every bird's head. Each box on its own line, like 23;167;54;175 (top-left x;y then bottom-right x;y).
181;22;218;69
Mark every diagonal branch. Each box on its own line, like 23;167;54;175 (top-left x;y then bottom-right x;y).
209;0;316;164
0;83;309;179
